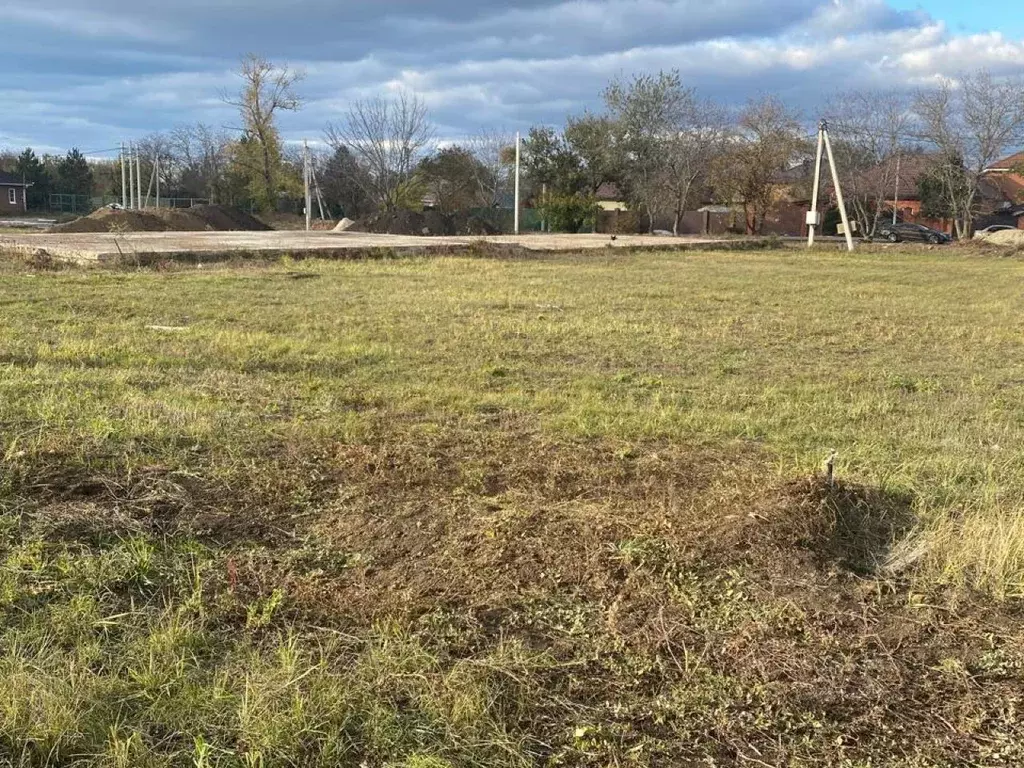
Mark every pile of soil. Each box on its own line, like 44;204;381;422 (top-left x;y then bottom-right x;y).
985;228;1024;246
347;210;501;237
451;210;500;236
348;209;455;236
50;205;271;234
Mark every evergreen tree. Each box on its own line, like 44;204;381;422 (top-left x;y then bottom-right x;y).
16;148;52;209
56;148;93;196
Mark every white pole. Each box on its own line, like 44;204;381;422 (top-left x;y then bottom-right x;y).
120;143;128;209
136;151;143;210
156;157;161;209
304;140;311;232
541;182;547;232
144;158;156;209
823;123;855;252
127;144;135;209
514;131;521;236
807;123;825;248
892;152;901;226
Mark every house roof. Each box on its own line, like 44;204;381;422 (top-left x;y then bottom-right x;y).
772;159;814;185
595;182;623;201
0;171;29;186
979;173;1024;205
868;153;944;203
987;151;1024;172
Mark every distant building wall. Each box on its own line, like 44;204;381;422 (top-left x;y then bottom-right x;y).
0;185;26;213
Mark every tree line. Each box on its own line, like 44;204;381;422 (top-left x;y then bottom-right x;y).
3;56;1022;237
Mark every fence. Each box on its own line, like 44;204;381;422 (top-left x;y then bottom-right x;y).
48;195;211;215
467;207;544;234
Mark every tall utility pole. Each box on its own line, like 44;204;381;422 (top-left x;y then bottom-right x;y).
892;152;901;225
127;144;135;209
806;120;855;252
303;141;312;232
121;143;128;209
807;126;825;248
135;149;143;210
514;131;521;236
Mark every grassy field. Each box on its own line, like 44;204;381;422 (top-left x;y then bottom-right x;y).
1;246;1023;766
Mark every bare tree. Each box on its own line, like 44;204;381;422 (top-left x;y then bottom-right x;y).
465;130;515;207
827;91;913;237
324;92;434;211
135;132;176;206
167;124;232;202
659;97;728;235
914;70;1024;237
713;96;805;234
223;54;304;211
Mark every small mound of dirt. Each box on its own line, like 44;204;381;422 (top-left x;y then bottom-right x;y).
451;211;500;236
349;209;456;236
50;205;271;234
51;208;170;233
187;204;271;232
983;229;1024;247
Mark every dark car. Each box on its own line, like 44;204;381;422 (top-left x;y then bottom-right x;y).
877;222;951;244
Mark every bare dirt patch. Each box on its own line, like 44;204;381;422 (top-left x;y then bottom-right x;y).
8;419;1021;764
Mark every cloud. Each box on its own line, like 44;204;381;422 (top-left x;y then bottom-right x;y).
3;0;1024;153
0;5;181;41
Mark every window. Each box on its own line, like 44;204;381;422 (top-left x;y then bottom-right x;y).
7;188;15;206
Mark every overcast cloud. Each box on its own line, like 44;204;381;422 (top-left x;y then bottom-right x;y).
3;0;1023;155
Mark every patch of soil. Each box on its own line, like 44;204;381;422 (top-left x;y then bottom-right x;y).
8;420;1024;765
50;205;271;234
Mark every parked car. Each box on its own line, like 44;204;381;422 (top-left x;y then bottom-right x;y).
877;222;951;244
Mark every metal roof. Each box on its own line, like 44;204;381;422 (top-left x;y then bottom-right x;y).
0;171;30;186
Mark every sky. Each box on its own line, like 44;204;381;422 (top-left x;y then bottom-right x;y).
2;0;1022;157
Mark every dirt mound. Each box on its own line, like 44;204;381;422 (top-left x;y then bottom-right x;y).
451;211;501;236
51;208;169;233
349;209;456;236
346;210;505;237
188;204;271;231
985;228;1024;246
50;205;271;234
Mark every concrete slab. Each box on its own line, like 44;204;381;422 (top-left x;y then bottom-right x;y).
0;230;726;263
